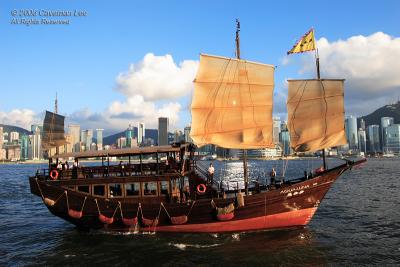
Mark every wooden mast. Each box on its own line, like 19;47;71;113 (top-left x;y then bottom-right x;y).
236;19;249;195
316;50;327;170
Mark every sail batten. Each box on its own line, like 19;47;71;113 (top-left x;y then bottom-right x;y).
191;54;274;149
287;79;347;152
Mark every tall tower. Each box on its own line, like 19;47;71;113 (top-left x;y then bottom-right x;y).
137;122;145;145
96;129;104;150
158;117;169;145
54;93;58;114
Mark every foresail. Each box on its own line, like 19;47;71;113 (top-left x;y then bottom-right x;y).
287;79;347;152
42;110;67;149
191;54;274;149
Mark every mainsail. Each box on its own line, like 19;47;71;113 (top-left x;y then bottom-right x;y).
42;110;67;149
287;79;347;152
191;54;275;149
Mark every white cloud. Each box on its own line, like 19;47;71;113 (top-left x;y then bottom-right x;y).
0;109;40;130
67;54;195;133
115;53;198;101
285;32;400;116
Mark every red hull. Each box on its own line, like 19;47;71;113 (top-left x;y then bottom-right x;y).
141;207;317;233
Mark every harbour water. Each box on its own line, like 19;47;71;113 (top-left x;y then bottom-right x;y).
1;158;399;266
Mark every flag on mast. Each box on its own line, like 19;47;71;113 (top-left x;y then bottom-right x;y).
287;29;316;54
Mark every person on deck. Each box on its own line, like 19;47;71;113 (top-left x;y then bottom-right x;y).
270;168;276;186
208;163;215;185
119;161;125;177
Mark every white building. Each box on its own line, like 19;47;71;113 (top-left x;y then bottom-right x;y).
137;122;145;145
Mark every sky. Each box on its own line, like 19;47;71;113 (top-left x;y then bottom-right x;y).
0;0;399;135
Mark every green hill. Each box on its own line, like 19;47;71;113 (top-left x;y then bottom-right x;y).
359;101;400;127
0;124;31;135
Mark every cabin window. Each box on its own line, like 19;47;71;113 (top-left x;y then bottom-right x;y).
93;185;106;197
160;181;169;195
126;183;140;197
109;183;123;198
143;182;157;196
77;185;90;194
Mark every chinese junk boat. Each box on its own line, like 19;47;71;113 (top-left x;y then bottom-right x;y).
29;23;365;233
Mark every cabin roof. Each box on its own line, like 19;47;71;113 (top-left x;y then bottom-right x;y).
50;144;189;159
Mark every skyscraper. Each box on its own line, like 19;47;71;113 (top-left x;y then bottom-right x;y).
125;125;134;147
345;116;358;150
381;117;394;152
81;130;87;151
137;122;145;145
0;127;3;148
20;135;29;160
360;118;366;130
367;125;380;153
158;117;169;145
358;128;367;154
30;125;42;160
68;124;80;152
184;126;193;143
386;124;400;154
273;117;281;144
86;129;93;151
96;129;104;150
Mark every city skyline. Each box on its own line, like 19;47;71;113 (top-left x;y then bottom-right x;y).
1;1;399;134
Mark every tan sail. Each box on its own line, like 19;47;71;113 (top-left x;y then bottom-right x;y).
191;54;275;149
42;110;67;149
287;79;347;152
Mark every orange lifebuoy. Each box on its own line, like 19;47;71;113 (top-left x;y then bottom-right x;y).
197;183;207;194
50;170;59;180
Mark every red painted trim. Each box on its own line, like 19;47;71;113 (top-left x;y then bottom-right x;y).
140;207;317;233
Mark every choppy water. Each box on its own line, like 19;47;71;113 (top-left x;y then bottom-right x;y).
0;158;399;266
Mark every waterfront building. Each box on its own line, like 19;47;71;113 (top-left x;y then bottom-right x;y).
386;124;400;154
6;144;21;161
158;117;169;146
129;137;138;148
358;128;367;154
96;129;104;150
184;126;193;143
117;137;127;148
81;130;93;151
29;125;42;160
279;130;291;156
233;146;282;159
20;135;29;160
345;116;358;150
174;130;184;143
143;138;155;146
381;117;394;152
367;125;380;153
9;131;19;143
68;124;80;152
273;117;281;144
137;122;145;145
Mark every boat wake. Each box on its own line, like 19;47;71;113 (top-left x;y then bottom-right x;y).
168;242;222;250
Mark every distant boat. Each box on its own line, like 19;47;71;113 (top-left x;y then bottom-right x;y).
29;22;365;233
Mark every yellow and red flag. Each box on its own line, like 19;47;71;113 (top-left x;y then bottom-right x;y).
287;29;316;55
